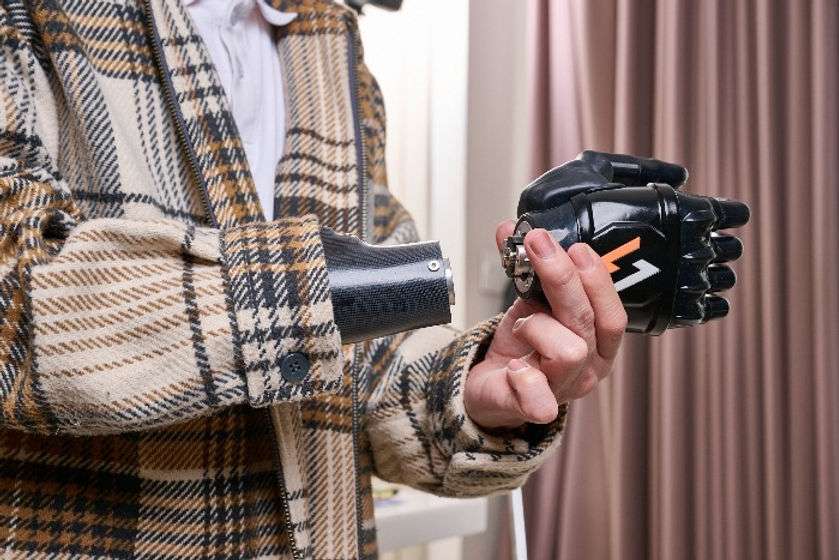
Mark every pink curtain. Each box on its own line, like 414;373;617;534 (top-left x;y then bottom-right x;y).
503;1;839;558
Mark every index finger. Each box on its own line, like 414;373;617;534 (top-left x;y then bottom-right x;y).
568;243;627;360
524;229;596;345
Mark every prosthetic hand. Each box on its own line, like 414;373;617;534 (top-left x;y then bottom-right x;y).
345;0;403;13
502;151;750;334
321;228;454;343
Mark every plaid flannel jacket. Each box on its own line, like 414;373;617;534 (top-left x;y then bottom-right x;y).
0;0;566;558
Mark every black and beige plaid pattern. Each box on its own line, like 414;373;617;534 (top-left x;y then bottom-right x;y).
0;0;564;558
222;217;343;404
362;318;566;498
0;406;294;557
273;0;360;235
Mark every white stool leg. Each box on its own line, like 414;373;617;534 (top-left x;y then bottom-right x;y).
510;488;528;560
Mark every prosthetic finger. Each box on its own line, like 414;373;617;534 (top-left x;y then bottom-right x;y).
517;151;689;215
707;265;736;292
579;150;689;188
711;233;743;263
702;295;730;321
710;198;750;229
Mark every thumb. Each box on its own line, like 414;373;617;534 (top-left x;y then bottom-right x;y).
505;358;559;425
465;358;558;430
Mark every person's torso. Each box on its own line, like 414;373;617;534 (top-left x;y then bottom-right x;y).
0;0;387;557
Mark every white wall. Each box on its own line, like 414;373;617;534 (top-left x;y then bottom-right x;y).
464;0;533;328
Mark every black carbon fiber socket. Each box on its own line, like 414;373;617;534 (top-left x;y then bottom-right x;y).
321;228;454;343
503;151;750;334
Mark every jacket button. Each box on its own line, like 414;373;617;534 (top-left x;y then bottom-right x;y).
280;352;310;383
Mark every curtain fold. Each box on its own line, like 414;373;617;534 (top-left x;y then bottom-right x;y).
504;1;839;558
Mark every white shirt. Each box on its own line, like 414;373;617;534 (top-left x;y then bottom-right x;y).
185;0;295;219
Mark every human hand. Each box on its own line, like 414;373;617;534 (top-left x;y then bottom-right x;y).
463;221;628;430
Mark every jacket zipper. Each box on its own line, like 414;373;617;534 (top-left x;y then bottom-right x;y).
268;412;304;560
141;2;302;558
141;0;217;228
349;38;370;242
347;26;369;559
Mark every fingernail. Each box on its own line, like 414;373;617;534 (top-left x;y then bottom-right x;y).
528;230;557;259
512;317;528;332
569;244;594;269
507;358;529;372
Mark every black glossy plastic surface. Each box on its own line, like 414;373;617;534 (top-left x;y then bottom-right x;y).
321;228;451;343
346;0;403;13
508;151;750;334
517;150;688;215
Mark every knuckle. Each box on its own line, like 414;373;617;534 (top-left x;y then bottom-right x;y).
613;305;629;328
530;311;552;326
517;370;544;389
572;372;599;398
602;310;628;338
545;337;587;370
561;338;589;365
515;312;545;336
573;304;596;331
544;261;577;288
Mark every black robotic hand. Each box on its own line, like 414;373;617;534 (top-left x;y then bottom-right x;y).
502;150;750;334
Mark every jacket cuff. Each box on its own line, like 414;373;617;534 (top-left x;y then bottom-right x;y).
220;215;343;405
435;314;567;496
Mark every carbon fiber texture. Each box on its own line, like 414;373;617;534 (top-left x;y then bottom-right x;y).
321;227;452;343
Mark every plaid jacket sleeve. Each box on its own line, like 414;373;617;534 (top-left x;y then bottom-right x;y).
0;18;342;436
354;59;566;497
361;189;567;498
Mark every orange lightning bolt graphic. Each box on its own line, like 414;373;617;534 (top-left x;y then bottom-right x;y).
599;237;641;274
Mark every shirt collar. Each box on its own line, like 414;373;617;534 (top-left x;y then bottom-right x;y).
183;0;297;27
257;1;297;26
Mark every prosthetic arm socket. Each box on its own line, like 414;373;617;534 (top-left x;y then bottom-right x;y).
503;151;751;334
321;227;454;343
